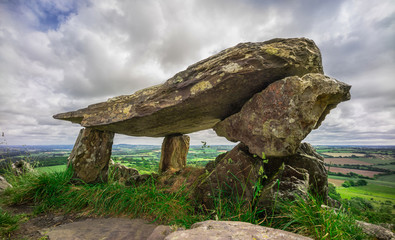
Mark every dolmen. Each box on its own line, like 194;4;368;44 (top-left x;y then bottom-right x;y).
54;38;350;206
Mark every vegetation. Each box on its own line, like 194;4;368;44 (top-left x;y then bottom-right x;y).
0;206;20;236
0;168;371;239
272;194;368;240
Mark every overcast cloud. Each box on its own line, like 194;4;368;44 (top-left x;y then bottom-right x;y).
0;0;394;146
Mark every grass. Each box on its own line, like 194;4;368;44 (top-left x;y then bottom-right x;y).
271;194;368;240
1;168;201;227
0;206;20;237
35;164;67;173
1;167;386;239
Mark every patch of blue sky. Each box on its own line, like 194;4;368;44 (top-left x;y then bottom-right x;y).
3;0;85;31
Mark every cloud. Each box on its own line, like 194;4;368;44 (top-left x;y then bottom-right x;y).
0;0;394;146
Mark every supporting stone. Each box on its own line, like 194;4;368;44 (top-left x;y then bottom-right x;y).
68;128;114;183
159;134;190;173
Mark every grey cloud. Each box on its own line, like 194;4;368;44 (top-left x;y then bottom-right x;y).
0;0;394;145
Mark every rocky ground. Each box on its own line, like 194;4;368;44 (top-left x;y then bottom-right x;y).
2;205;161;240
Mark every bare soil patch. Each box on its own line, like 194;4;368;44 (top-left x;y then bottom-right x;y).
322;152;365;157
326;167;384;178
328;178;345;187
324;158;373;165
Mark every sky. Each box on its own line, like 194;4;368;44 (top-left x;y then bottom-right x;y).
0;0;394;146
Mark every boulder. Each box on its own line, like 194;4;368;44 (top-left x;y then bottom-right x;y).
68;128;114;183
356;220;395;240
159;134;190;173
11;160;34;176
195;143;265;208
283;143;328;198
214;73;351;157
54;38;323;137
196;142;328;210
110;162;139;183
165;220;312;240
258;164;309;208
0;175;12;192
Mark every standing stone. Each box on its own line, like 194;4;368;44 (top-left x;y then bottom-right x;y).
68;128;114;183
214;73;351;157
159;135;190;173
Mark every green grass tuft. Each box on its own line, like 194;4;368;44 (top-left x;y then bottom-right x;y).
0;206;20;237
2;167;202;227
271;194;369;240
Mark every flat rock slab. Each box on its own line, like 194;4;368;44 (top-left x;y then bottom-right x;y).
41;218;158;240
54;38;323;137
165;220;312;240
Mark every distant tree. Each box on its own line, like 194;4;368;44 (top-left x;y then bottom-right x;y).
356;179;368;186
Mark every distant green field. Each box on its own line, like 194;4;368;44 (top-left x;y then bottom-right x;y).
337;184;394;203
329;175;395;188
376;164;395;171
35;165;67;173
376;174;395;182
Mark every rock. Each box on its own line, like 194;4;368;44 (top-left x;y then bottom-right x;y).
0;175;12;192
110;162;139;183
197;142;328;209
159;134;190;173
54;38;323;137
68;128;114;183
258;164;309;208
11;160;34;176
356;220;395;240
283;143;328;199
42;218;158;240
195;143;265;208
157;167;205;194
214;73;351;157
165;220;312;240
147;225;174;240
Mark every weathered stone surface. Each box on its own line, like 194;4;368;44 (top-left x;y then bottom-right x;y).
11;160;34;176
214;73;351;157
165;220;312;240
197;142;328;209
284;143;328;198
159;135;190;173
356;220;395;240
0;175;12;192
110;162;139;183
195;143;265;208
147;225;175;240
54;38;323;137
42;218;158;240
258;164;309;208
68;128;114;183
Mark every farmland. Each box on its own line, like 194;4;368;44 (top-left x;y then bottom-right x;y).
326;167;383;178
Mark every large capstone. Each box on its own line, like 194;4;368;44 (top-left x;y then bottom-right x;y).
214;73;351;157
53;38;323;137
68;128;114;183
159;134;190;173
